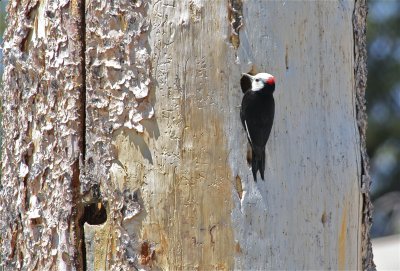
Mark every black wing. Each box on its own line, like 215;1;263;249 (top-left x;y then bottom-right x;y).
240;92;275;149
240;96;252;146
240;107;253;147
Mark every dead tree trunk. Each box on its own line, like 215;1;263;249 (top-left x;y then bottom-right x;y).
1;0;374;270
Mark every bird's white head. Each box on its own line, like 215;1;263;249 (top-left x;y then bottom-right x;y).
242;73;275;92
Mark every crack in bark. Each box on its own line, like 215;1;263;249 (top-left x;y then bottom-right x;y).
76;0;88;269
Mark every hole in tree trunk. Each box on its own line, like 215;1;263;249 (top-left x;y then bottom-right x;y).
79;200;108;271
82;201;107;226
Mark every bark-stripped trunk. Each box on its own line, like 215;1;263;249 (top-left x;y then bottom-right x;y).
1;0;374;270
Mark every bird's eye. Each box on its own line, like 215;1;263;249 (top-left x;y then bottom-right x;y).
255;79;260;82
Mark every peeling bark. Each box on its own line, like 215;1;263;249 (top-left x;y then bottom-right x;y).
0;0;85;270
228;0;243;49
83;0;154;269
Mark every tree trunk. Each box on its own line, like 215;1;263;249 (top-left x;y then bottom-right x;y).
1;0;374;270
1;0;86;269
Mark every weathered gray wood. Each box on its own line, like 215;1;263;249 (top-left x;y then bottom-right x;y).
232;1;361;269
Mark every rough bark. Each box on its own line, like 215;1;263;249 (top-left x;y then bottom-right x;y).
353;0;376;270
1;0;374;270
82;1;155;269
0;0;85;269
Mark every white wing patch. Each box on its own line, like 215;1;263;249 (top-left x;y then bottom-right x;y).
244;120;252;144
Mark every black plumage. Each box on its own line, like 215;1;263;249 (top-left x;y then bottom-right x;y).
240;73;275;181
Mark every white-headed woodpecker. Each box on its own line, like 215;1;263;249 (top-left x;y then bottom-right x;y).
240;73;276;181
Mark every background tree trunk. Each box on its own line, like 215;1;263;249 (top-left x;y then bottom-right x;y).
1;0;374;270
0;0;86;269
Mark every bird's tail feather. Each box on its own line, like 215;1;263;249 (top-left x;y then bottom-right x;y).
259;149;265;180
251;157;258;181
251;147;266;181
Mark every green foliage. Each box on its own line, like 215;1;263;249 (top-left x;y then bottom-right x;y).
367;0;400;237
0;2;6;38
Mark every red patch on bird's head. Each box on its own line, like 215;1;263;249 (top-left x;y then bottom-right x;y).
266;76;275;86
